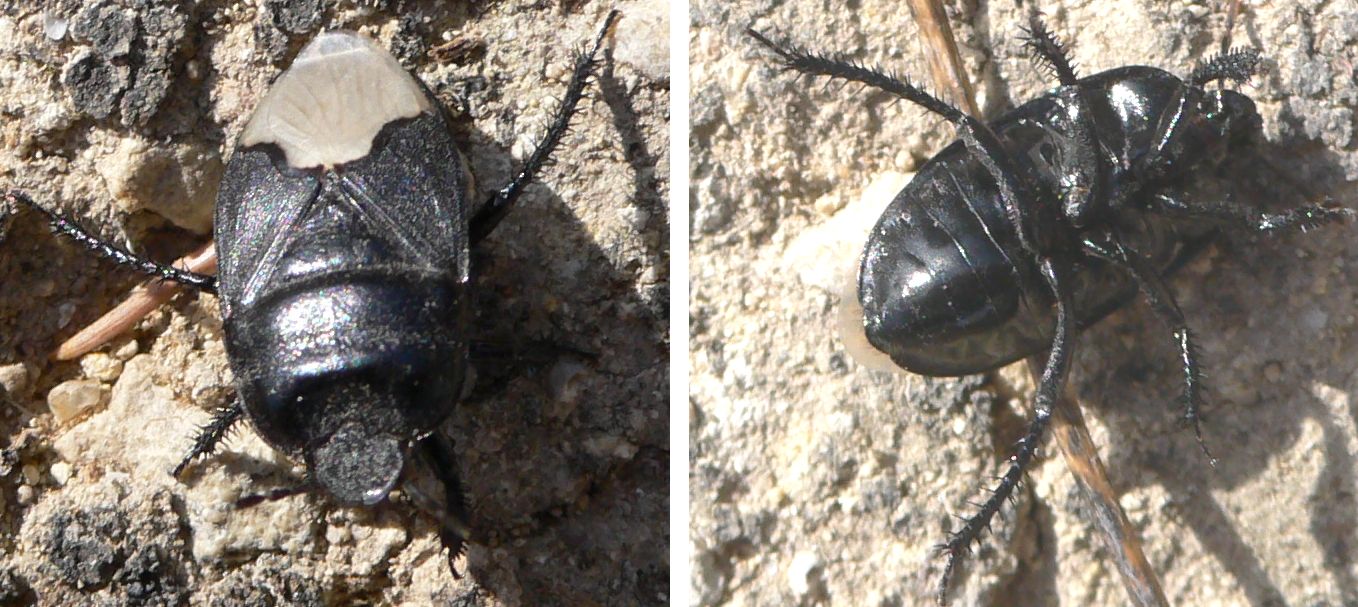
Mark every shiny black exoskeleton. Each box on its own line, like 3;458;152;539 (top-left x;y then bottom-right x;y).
751;11;1347;604
8;10;620;575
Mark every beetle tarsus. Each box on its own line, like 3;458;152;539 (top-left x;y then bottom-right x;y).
4;191;219;294
172;402;244;478
470;9;621;245
236;483;312;508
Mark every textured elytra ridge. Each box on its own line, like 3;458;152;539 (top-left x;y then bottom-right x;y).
240;30;432;170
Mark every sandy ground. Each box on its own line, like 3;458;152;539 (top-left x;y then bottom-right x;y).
691;0;1358;605
0;1;669;605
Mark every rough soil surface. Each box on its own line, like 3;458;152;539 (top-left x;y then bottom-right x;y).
691;0;1358;605
0;1;669;605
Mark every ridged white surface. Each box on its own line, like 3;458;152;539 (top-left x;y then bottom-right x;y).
241;31;431;169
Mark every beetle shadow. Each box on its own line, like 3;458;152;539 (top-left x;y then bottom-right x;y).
414;60;668;603
597;45;670;319
1067;140;1358;605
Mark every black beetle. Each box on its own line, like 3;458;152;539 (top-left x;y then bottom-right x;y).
6;10;620;573
750;9;1348;604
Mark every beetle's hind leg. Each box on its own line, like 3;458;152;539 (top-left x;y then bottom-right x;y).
4;191;218;294
469;10;620;245
746;28;969;122
937;259;1075;605
172;401;244;478
1148;192;1352;233
410;432;473;577
1081;233;1215;465
745;28;1050;253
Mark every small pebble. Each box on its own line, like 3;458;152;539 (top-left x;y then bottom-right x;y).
47;379;108;423
56;302;77;329
113;338;139;361
325;525;352;545
1263;361;1283;383
43;12;68;40
0;363;33;398
814;193;845;216
787;551;822;597
548;360;589;405
79;353;124;382
50;462;72;486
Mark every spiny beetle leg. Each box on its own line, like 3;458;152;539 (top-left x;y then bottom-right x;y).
4;191;218;294
416;433;473;578
745;29;1049;253
936;259;1075;606
1149;192;1353;234
1081;232;1214;465
1189;48;1262;86
745;28;965;122
470;10;621;245
1022;10;1078;85
172;401;244;478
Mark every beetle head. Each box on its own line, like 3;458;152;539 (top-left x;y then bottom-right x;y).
290;377;433;506
307;421;405;506
1182;87;1262;163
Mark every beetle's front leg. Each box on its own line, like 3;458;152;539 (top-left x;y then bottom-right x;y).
1148;192;1351;233
1081;232;1213;465
936;258;1074;606
5;191;219;293
469;10;619;245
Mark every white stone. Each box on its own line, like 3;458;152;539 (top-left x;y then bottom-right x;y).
47;379;108;423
